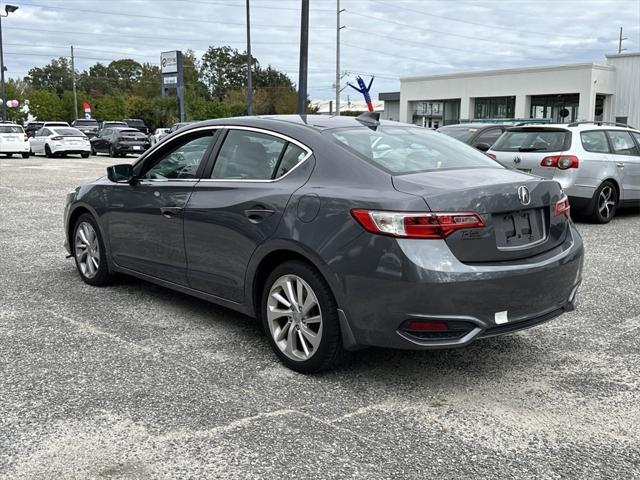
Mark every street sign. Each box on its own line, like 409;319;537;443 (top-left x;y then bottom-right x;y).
161;51;179;74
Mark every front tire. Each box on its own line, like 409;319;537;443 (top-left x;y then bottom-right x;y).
589;180;618;223
73;214;113;286
261;261;344;373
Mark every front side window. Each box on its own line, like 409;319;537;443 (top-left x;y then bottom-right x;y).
329;126;501;174
491;129;570;152
142;131;215;180
607;130;639;156
580;131;610;153
211;130;287;180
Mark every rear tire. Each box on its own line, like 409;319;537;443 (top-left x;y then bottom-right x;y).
5;153;13;157
90;145;96;155
589;180;618;224
81;152;90;158
109;145;118;158
72;214;113;286
45;144;53;158
21;152;30;159
261;261;345;373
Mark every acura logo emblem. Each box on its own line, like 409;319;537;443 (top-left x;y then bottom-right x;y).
517;186;531;206
513;156;522;164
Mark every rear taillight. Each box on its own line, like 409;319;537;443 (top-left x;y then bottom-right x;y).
540;155;579;169
554;195;571;218
51;136;63;141
23;134;28;142
485;152;496;160
351;210;485;239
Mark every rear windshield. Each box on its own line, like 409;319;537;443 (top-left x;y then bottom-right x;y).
117;130;146;139
74;120;98;126
492;128;570;152
328;126;502;174
437;126;478;143
0;125;24;134
126;120;145;126
52;128;84;136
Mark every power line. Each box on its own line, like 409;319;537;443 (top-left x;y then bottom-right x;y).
341;43;453;68
18;1;334;29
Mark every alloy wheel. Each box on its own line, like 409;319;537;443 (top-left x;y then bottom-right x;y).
74;222;100;279
598;185;616;220
266;274;323;361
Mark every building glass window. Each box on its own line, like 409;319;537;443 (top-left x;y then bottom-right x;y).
530;94;579;123
473;96;515;119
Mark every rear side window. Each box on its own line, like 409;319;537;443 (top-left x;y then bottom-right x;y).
607;130;639;155
491;129;570;152
631;132;640;151
211;130;287;180
580;131;610;153
474;128;503;147
274;144;307;178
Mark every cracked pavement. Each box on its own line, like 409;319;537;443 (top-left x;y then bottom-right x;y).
1;155;639;479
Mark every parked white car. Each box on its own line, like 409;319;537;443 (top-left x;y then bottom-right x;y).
0;122;30;158
149;127;169;145
29;126;91;158
487;121;640;223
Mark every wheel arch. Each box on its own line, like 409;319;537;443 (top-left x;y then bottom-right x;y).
67;203;109;255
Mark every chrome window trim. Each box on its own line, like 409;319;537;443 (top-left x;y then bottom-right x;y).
200;125;313;183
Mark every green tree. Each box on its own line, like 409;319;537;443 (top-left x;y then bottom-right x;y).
200;46;254;100
25;57;73;96
28;90;64;120
94;95;126;120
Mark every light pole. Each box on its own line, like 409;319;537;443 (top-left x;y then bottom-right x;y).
0;4;18;121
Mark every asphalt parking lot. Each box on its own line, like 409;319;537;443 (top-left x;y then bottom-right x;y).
1;154;639;479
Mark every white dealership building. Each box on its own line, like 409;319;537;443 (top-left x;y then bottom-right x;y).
380;52;640;129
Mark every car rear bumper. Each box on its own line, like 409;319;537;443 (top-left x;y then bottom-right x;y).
335;223;584;350
0;142;30;153
115;145;149;154
51;143;91;154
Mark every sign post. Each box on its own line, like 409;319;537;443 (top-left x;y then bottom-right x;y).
161;50;185;122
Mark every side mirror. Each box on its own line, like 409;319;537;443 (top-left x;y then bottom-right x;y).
474;142;491;152
107;164;135;183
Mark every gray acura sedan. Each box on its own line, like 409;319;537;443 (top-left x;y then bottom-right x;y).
64;114;583;373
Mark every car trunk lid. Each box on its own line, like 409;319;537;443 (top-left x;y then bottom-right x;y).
392;167;569;263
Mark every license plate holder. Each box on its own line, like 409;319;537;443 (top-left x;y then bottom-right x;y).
494;208;546;250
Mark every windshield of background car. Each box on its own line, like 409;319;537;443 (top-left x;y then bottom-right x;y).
52;127;84;136
117;129;147;139
329;126;502;174
437;126;478;143
0;125;24;134
491;128;570;152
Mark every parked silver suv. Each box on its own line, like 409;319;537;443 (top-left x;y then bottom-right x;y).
488;122;640;223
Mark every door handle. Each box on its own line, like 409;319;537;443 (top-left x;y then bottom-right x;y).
616;162;625;168
160;206;182;218
244;207;275;223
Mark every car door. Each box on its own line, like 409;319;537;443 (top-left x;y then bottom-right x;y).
183;127;314;302
92;129;107;152
606;130;640;201
104;128;219;285
32;128;47;154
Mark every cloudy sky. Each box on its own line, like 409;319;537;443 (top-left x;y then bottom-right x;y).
3;0;639;102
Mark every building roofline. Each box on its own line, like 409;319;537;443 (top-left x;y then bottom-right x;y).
606;51;640;59
401;62;614;82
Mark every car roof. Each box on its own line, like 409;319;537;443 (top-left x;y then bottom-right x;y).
438;123;498;129
112;127;142;131
507;122;639;133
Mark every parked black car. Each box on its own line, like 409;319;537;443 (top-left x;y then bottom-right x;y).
90;127;150;157
71;118;99;138
123;118;149;135
437;123;508;151
24;121;44;138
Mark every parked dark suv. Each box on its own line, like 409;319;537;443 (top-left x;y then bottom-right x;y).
437;123;508;151
71;118;99;138
24;121;44;138
90;127;150;157
123;118;149;135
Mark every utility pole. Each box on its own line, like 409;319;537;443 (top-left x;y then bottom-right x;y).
297;0;309;115
335;0;345;116
618;27;627;54
71;45;78;119
0;5;19;121
246;0;253;115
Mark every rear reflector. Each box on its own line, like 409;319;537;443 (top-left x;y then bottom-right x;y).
406;320;449;332
554;194;571;218
351;209;485;239
540;155;579;169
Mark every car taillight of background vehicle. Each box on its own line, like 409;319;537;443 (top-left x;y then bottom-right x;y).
486;152;497;160
540;155;579;169
351;210;485;239
23;134;28;142
554;195;571;218
51;136;64;141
